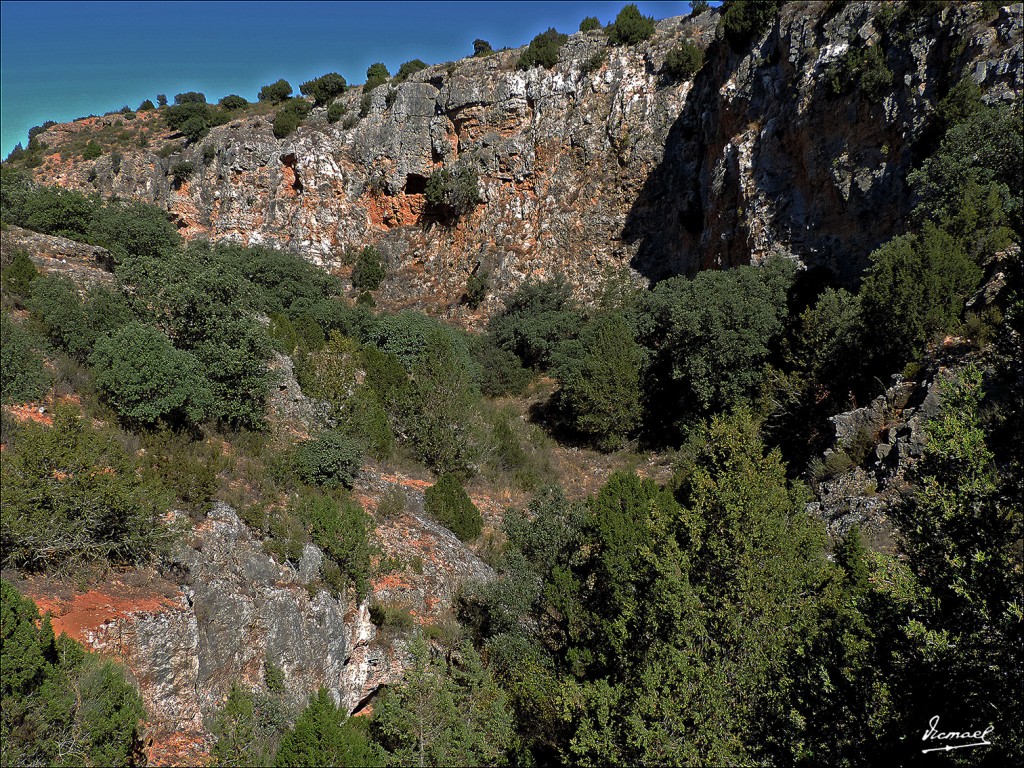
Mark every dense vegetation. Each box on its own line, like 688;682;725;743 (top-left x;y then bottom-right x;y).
1;580;145;766
1;3;1021;766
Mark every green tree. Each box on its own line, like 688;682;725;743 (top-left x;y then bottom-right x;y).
87;199;181;261
294;430;362;488
365;62;391;91
0;247;40;306
579;16;602;32
372;638;515;767
91;321;212;427
210;683;291;767
138;98;156;111
352;246;387;291
117;244;271;428
219;94;249;109
607;4;655;45
395;59;428;82
1;581;145;767
721;0;781;50
0;312;48;403
404;331;481;476
553;311;643;450
425;475;483;541
487;276;581;370
664;41;704;79
300;73;347;106
275;689;382;767
644;258;795;419
174;91;206;104
517;28;568;70
27;274;91;357
273;99;312;139
473;39;493;56
424;163;480;219
259;79;293;103
859;224;981;373
163;100;221;142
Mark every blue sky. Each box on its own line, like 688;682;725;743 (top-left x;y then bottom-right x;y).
0;1;703;156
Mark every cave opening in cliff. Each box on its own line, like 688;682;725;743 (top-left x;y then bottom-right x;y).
404;173;428;195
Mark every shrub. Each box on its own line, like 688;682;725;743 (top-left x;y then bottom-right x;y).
87;199;181;261
470;335;532;397
174;91;206;104
424;475;483;541
294;430;362;488
0;406;167;569
553;311;643;450
351;246;386;291
170;160;195;181
487;276;581;369
258;79;293;103
82;141;103;160
138;98;155;111
0;313;48;403
0;581;146;767
517;27;568;70
690;0;711;14
825;44;893;103
272;99;311;139
579;16;602;32
665;41;704;79
300;72;347;106
582;51;607;74
365;62;390;91
327;101;347;123
202;144;216;163
28;274;91;357
92;322;212;427
395;59;428;82
1;247;38;304
359;92;373;117
464;270;489;308
218;94;249;110
722;0;781;50
156;94;167;107
425;163;480;218
607;4;656;45
294;492;374;599
473;38;494;56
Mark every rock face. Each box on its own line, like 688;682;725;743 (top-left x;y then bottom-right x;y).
26;3;1022;318
73;504;394;731
1;224;115;288
807;362;960;550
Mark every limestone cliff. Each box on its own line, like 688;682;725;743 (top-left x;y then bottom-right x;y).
25;2;1022;319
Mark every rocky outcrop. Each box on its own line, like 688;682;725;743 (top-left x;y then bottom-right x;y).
1;224;115;288
21;497;492;754
808;363;959;550
25;3;1022;319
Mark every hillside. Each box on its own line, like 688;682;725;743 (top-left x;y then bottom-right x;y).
2;2;1022;766
11;2;1021;317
